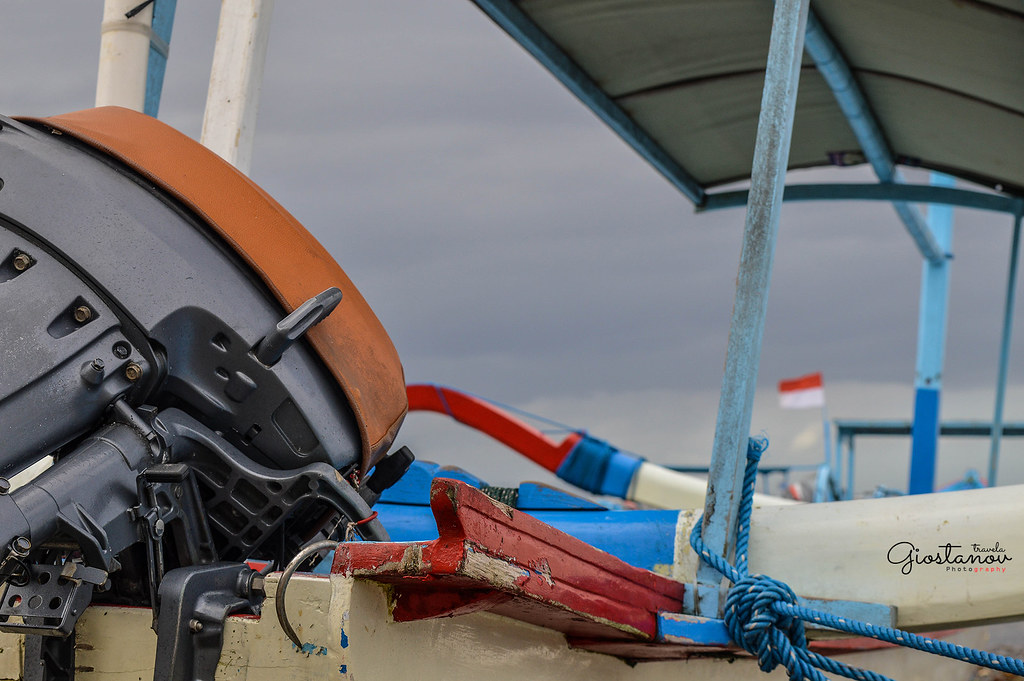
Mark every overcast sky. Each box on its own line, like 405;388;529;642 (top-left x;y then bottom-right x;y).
3;2;1023;495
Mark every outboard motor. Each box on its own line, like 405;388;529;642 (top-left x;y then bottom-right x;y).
0;107;409;666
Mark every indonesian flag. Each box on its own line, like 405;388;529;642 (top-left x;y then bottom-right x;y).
778;372;825;409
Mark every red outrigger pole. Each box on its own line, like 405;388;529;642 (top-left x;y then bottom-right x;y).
406;383;583;473
406;384;648;500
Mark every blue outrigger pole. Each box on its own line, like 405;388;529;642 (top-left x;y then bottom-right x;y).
143;0;177;117
695;0;810;618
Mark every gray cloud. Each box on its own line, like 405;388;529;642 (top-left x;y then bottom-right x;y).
3;2;1022;494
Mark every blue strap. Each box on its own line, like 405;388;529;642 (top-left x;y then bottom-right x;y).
689;438;1024;680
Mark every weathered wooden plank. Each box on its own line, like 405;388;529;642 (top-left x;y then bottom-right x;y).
333;478;686;640
0;573;1020;677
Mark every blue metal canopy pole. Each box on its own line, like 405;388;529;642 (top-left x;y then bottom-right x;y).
696;0;809;618
988;210;1024;487
801;10;944;264
907;173;955;495
846;434;856;500
143;0;177;117
471;0;706;205
701;183;1024;216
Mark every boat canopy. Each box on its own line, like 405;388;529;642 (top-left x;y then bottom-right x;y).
473;0;1024;204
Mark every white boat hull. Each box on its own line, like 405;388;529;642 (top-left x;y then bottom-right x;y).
1;573;1019;681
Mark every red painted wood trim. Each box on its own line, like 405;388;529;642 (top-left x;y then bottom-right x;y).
406;384;582;472
333;478;685;641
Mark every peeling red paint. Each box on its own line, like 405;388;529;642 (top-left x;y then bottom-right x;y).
333;478;686;643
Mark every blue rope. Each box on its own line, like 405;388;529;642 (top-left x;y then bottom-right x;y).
689;438;1024;680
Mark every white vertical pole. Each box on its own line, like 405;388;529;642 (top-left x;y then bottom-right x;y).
96;0;154;112
200;0;275;174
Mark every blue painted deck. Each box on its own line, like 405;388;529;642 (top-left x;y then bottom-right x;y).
371;462;679;573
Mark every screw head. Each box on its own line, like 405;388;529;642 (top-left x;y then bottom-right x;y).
11;253;31;271
189;618;204;633
124;362;143;382
73;306;93;323
112;341;131;359
11;537;31;557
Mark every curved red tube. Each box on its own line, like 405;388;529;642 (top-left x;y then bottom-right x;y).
406;384;582;472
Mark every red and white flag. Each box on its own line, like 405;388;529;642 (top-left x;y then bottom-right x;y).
778;372;825;409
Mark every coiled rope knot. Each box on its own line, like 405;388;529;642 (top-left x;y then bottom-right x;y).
691;437;1024;681
725;574;807;678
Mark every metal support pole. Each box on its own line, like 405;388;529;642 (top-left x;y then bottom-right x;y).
833;426;843;484
144;0;177;117
820;428;843;501
702;183;1024;216
834;430;847;497
841;432;851;497
695;0;810;618
988;211;1024;487
846;434;856;500
801;10;943;264
821;403;832;476
908;173;955;494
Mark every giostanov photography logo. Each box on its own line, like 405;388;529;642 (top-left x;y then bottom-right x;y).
886;541;1012;575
